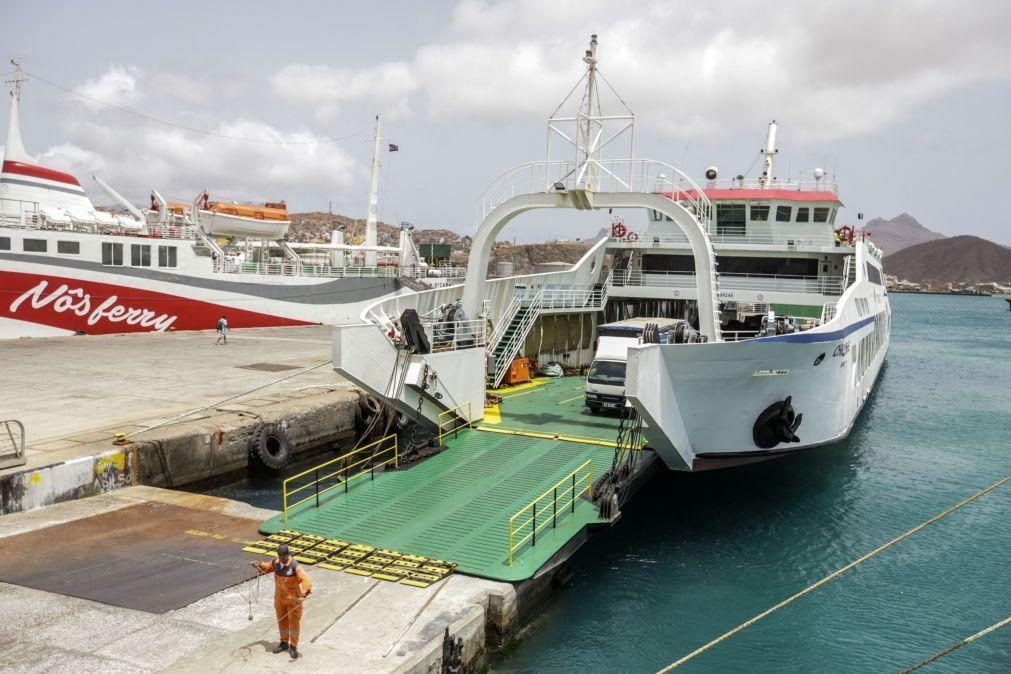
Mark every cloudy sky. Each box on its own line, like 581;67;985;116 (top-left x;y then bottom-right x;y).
4;0;1011;243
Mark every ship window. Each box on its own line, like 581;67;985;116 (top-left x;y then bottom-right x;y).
813;207;830;223
102;242;124;266
57;241;80;255
716;203;746;236
828;208;837;225
865;261;883;285
23;238;47;252
776;205;792;222
796;207;810;223
131;244;151;267
158;245;178;267
750;204;770;222
0;236;9;250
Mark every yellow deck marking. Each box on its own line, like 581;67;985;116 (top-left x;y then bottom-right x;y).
474;424;619;448
483;404;502;425
557;394;585;405
487;379;547;395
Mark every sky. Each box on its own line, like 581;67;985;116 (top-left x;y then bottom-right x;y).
3;0;1011;244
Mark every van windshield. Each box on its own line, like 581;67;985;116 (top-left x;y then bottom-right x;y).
587;360;626;385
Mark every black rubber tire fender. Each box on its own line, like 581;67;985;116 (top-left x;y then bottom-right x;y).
250;423;292;471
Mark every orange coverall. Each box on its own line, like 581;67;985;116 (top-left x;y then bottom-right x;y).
256;558;312;647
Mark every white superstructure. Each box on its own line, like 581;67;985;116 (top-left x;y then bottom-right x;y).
331;36;890;472
0;61;458;339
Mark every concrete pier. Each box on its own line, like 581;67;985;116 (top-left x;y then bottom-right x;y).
0;487;516;673
0;326;361;514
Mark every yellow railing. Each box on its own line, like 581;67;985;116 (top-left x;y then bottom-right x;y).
282;434;398;522
508;459;593;565
437;402;473;445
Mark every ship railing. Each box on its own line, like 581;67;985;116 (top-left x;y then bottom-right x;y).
281;433;398;522
437;402;474;445
610;270;844;296
214;260;400;279
721;330;761;342
476;159;712;229
507;459;593;565
820;302;838;324
619;230;836;248
420;318;487;351
400;265;468;280
538;286;607;311
146;224;197;239
694;177;839;194
0;420;26;470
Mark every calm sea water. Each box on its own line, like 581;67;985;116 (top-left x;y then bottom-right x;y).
497;293;1011;673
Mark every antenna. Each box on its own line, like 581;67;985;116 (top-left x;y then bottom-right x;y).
5;58;26;99
546;35;635;191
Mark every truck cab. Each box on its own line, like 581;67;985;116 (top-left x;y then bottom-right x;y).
585;318;682;413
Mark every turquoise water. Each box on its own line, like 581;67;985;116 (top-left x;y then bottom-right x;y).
498;294;1011;673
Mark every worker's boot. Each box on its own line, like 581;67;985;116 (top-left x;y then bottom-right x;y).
289;646;299;659
272;642;289;654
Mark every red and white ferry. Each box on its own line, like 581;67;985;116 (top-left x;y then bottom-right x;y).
0;63;449;339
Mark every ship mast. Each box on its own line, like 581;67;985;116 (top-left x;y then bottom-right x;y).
759;120;778;188
4;58;30;163
364;114;381;266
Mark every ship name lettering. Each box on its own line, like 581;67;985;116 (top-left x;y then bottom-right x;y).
10;280;178;331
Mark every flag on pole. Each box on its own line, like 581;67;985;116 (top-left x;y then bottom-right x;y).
388;143;399;152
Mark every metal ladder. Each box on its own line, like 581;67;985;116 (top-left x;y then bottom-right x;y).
487;289;543;388
0;420;26;470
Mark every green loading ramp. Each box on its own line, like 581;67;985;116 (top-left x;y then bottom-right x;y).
260;379;625;582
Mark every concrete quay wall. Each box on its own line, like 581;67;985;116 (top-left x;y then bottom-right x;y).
0;388;360;515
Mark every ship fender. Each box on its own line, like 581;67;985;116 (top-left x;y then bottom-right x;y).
250;423;292;471
752;396;803;449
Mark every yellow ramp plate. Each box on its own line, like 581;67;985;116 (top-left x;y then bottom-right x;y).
242;546;270;555
400;579;432;588
317;562;346;572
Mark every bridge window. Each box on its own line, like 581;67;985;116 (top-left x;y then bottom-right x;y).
131;244;151;267
776;205;792;222
0;237;9;250
643;254;694;272
57;241;80;255
716;203;746;236
158;245;178;268
796;207;810;223
102;242;124;266
813;207;830;223
865;261;883;285
23;239;47;253
750;204;770;221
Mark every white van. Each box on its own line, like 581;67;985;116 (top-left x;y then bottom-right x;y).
585;318;685;413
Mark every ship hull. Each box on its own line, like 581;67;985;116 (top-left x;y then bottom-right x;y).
626;285;890;471
0;256;404;338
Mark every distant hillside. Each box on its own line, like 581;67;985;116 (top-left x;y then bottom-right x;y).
861;213;945;255
287;212;592;275
885;235;1011;284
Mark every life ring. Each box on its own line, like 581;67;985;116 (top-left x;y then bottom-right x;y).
611;222;627;238
627;231;638;242
837;226;854;242
249;423;292;471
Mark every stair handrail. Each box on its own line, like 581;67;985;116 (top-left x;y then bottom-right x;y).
491;288;543;388
0;419;26;469
487;293;523;351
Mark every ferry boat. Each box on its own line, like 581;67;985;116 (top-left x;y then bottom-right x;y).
331;36;891;473
0;62;457;339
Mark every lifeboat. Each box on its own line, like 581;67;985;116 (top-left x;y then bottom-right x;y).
194;191;291;239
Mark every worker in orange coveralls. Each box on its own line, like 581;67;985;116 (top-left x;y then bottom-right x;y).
252;543;312;659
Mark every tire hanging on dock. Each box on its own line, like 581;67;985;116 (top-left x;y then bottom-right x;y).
249;423;293;471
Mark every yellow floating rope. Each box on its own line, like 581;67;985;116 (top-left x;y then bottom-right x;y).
657;474;1010;673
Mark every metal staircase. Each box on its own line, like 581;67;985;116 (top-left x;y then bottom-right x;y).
487;290;543;388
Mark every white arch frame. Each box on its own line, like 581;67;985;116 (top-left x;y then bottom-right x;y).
462;187;722;342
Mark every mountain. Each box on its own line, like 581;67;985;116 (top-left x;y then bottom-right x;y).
885;235;1011;284
860;213;945;255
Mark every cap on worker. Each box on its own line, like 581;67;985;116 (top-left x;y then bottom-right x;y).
277;544;290;557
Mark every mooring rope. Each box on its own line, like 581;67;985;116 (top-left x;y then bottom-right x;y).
657;475;1010;673
124;359;333;438
899;614;1011;673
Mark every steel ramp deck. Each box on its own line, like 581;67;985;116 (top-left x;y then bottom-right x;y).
260;378;622;582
